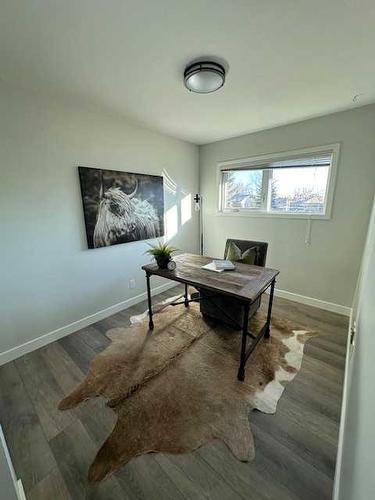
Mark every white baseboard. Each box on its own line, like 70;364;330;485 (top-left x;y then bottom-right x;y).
272;288;351;317
0;282;178;366
0;282;350;366
17;480;26;500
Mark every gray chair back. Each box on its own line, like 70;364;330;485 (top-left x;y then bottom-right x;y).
224;239;268;267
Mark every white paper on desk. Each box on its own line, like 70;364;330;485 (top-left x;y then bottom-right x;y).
213;259;235;270
201;262;224;273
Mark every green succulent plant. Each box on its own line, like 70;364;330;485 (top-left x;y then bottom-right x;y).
145;241;178;257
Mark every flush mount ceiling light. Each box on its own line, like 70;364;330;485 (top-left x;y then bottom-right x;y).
184;61;225;94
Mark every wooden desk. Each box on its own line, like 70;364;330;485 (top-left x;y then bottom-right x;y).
142;253;279;381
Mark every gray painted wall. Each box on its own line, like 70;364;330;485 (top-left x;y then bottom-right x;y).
0;86;199;355
199;105;375;307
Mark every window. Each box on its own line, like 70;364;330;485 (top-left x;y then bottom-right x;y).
219;145;339;218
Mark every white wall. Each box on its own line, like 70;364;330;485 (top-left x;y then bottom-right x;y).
199;105;375;308
335;198;375;500
0;86;199;359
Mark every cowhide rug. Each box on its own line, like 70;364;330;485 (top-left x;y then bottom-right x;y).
58;296;315;483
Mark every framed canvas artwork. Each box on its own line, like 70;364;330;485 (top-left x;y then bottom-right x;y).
78;166;164;249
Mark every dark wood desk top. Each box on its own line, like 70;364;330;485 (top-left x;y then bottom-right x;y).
142;253;279;303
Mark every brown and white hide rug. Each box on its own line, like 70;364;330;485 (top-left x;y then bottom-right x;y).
58;297;315;483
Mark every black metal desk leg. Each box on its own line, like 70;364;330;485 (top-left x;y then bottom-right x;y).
265;279;276;338
184;283;189;307
237;302;250;381
146;272;154;330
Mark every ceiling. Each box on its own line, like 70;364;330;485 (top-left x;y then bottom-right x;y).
1;0;375;144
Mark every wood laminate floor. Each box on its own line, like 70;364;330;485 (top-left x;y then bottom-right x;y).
0;286;348;500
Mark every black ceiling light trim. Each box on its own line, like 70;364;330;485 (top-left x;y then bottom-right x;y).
184;61;226;94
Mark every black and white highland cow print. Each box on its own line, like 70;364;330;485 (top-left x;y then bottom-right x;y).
78;167;164;249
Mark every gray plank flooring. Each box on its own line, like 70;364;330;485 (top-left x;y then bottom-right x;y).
0;286;348;499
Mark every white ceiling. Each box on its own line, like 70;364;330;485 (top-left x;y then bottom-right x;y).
1;0;375;144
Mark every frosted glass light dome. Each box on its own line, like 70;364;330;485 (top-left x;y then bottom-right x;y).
184;61;225;94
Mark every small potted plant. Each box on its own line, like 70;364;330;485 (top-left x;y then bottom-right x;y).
146;241;178;269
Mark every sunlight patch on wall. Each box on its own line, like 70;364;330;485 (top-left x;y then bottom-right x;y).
162;169;177;195
165;204;178;240
181;193;192;225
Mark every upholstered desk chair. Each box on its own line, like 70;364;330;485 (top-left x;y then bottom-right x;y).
199;239;268;328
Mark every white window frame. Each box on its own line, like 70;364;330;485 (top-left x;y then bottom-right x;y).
217;143;340;220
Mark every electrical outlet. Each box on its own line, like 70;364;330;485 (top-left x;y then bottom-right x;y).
129;278;136;289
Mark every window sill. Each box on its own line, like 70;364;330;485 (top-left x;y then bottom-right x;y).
216;210;331;220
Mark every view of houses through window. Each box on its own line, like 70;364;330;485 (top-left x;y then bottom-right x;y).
221;153;332;215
